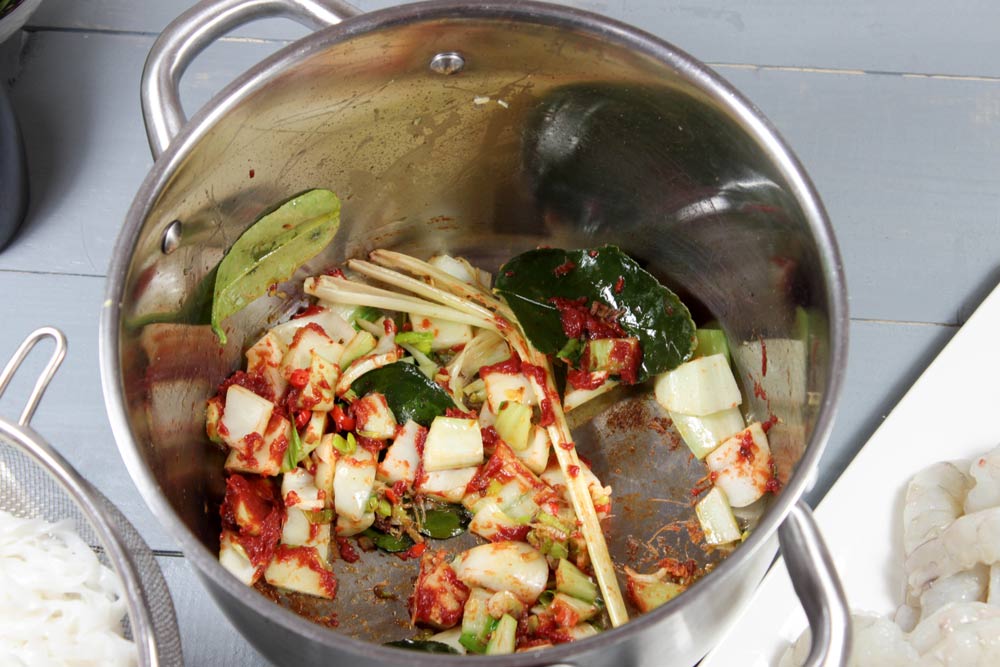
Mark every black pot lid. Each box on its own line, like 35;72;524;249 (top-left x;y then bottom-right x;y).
0;81;27;251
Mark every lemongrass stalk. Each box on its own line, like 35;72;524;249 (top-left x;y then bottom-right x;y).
305;276;494;329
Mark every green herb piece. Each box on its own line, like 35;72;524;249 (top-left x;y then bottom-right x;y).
556;337;582;364
361;528;415;553
376;498;393;518
419;505;472;540
332;433;357;456
282;423;303;472
494;245;696;380
385;639;460;654
394;331;434;355
305;509;334;524
350;362;453;426
354;306;383;323
211;189;341;344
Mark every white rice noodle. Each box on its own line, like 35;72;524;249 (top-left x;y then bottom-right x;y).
0;509;137;666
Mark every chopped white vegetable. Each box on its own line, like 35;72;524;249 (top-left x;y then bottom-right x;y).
424;417;483;471
452;541;548;604
280;323;344;375
418;467;478;504
428;627;466;654
302;410;327;455
224;414;288;476
270;307;355;345
377;420;422;485
281;508;332;560
429;254;477;284
705;422;772;508
291;351;339;412
264;547;335;598
653;353;742;416
312;435;336;508
219;530;257;585
494;401;532;451
354;392;397;439
245;332;288;398
670;407;746;459
483;371;537;413
412;315;474;351
335;349;402;395
695;486;742;544
469;501;521;541
333;446;376;521
335;512;375;537
281;468;324;510
514;426;551;475
219;385;273;451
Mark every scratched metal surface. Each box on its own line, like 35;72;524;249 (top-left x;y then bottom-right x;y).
2;1;994;664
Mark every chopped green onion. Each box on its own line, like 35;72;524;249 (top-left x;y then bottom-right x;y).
556;337;582;364
376;498;392;517
395;331;434;355
332;432;357;455
282;423;304;472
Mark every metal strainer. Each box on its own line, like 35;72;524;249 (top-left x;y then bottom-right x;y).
0;327;183;666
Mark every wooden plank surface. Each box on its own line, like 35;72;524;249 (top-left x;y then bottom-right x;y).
27;1;1000;78
0;0;996;664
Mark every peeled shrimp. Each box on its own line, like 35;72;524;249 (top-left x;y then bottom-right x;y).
919;566;989;620
906;507;1000;590
908;602;1000;665
778;613;917;667
965;447;1000;514
903;462;971;557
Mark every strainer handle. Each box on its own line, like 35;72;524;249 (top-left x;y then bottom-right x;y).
141;0;362;159
778;500;852;667
0;326;67;427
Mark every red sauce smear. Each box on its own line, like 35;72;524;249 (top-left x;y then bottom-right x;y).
539;399;556;428
217;370;275;403
293;304;324;319
331;405;354;432
567;369;605;391
606;338;641;385
490;524;531;542
480;353;522;376
445;407;477;419
614;275;625;294
737;429;757;463
567;464;580;478
548;296;625;340
397;542;427;561
289;368;309;389
753;378;768;401
761;414;779;434
480;425;501;451
553;260;576;277
765;457;782;494
760;336;768;376
336;537;360;563
325;268;346;278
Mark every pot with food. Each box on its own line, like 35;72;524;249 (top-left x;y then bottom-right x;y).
101;1;850;665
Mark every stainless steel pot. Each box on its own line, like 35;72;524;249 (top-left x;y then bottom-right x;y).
100;1;851;665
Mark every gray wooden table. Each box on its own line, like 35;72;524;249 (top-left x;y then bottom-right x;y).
2;1;998;664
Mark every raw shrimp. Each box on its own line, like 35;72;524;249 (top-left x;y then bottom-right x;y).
965;446;1000;514
778;613;917;667
906;507;1000;590
918;565;988;620
903;462;970;557
909;602;1000;664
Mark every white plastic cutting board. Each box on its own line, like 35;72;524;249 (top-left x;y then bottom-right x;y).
702;281;1000;666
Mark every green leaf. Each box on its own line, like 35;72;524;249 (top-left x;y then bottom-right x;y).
350;362;453;426
211;189;341;343
494;245;696;381
361;528;415;553
385;640;460;654
282;423;303;472
394;331;434;355
419;505;472;539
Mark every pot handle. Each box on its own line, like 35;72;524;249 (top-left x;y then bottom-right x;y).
777;500;851;667
141;0;361;159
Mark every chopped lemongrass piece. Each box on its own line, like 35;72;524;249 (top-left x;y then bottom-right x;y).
653;353;742;416
695;486;742;545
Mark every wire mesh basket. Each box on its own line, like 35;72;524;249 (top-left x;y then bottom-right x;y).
0;327;183;666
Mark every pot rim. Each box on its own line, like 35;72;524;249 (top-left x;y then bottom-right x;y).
100;0;849;662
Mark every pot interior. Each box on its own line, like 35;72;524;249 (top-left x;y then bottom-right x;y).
116;5;837;648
